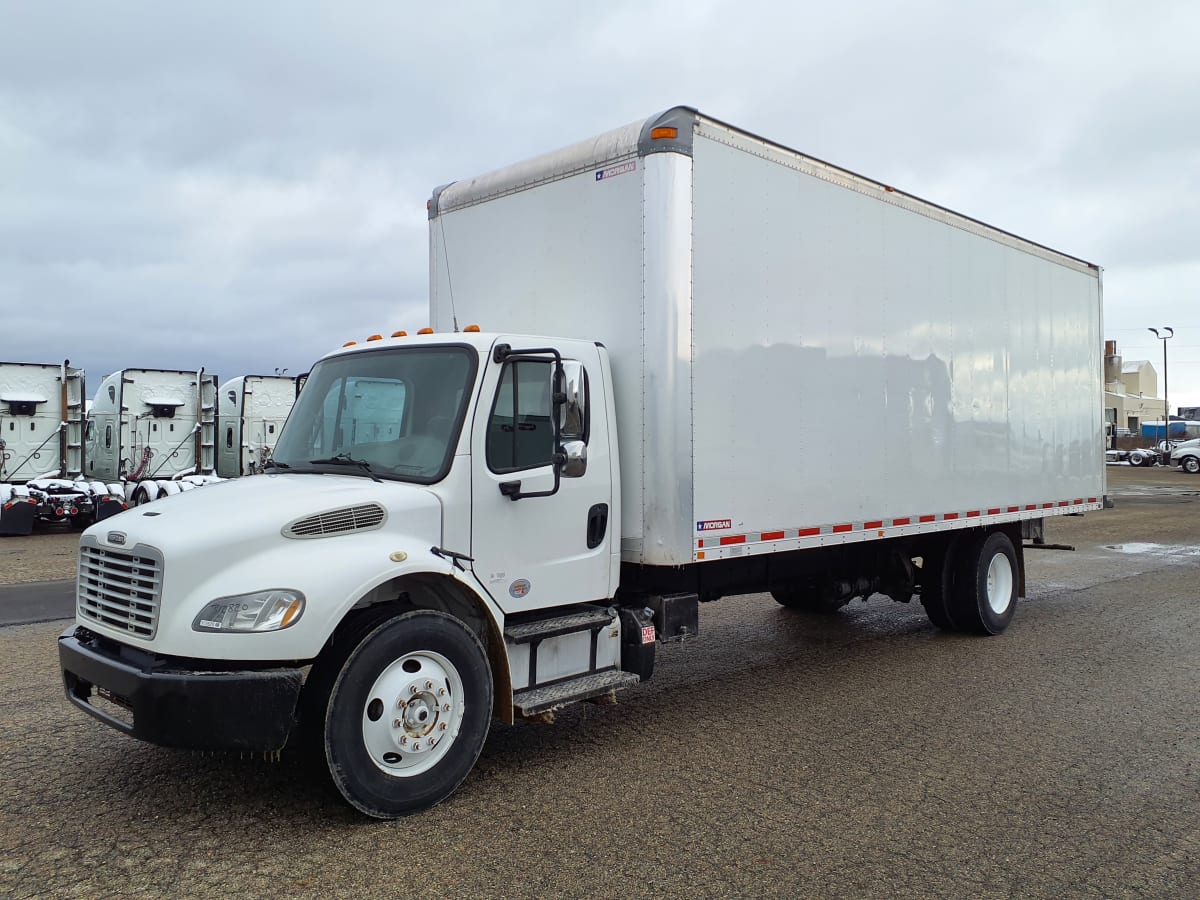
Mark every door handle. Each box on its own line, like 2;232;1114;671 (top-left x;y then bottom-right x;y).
586;503;608;549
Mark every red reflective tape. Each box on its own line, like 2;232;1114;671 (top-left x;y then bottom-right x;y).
987;508;1001;515
864;520;883;529
719;535;746;545
1087;497;1097;503
761;530;785;541
1057;501;1068;507
966;510;980;518
798;527;820;537
944;513;959;520
832;524;852;533
1025;504;1037;511
919;515;935;523
1007;506;1020;513
1073;499;1083;505
892;517;911;526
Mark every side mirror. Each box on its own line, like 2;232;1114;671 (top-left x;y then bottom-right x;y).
560;439;587;478
557;360;587;440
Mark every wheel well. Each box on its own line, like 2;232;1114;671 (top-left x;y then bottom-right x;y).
917;524;1025;597
334;573;513;724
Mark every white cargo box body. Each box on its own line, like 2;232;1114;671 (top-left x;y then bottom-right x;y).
430;107;1104;567
0;361;86;482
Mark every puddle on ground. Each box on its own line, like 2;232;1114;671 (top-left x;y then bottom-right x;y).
1104;542;1200;556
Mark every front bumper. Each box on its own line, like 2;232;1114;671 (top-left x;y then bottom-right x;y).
59;626;305;752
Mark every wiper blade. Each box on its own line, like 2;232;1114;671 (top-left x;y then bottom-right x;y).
264;460;291;470
308;454;382;483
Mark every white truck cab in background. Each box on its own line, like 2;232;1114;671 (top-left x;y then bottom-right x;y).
59;107;1105;818
215;374;299;477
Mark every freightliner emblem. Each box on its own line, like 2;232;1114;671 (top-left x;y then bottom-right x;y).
108;532;127;545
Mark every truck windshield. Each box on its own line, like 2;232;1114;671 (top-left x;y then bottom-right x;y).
271;345;477;483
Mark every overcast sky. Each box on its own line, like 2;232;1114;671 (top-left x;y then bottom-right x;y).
2;1;1198;410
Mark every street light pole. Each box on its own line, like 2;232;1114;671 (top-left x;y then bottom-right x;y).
1149;327;1174;457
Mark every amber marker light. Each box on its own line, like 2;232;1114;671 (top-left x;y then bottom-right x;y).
367;334;383;341
342;341;357;347
280;599;304;628
418;327;434;334
651;126;677;140
392;330;408;338
464;324;481;332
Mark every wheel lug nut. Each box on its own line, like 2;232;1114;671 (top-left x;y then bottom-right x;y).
413;742;420;750
398;699;407;709
438;688;446;696
439;722;448;730
443;704;451;712
400;736;408;744
410;685;418;694
393;719;403;728
425;680;433;689
430;738;438;747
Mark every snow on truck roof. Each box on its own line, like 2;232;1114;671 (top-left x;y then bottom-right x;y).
0;392;49;403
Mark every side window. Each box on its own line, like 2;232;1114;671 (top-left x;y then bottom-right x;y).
487;360;554;472
86;420;94;441
226;427;234;449
105;425;112;450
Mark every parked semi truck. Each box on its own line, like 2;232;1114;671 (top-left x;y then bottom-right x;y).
216;375;299;477
59;107;1105;818
0;360;126;535
84;368;220;503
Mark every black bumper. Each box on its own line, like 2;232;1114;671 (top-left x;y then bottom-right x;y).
59;627;305;752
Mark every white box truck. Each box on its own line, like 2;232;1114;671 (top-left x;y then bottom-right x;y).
59;107;1105;818
215;375;299;477
84;368;220;503
0;361;125;534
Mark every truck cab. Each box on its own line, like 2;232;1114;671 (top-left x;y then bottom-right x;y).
60;331;629;818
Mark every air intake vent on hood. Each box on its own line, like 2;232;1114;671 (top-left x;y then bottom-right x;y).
283;503;387;539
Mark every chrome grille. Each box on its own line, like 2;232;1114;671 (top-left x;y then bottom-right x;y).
78;544;163;639
283;503;386;539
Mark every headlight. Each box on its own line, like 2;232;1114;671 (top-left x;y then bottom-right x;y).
192;589;306;633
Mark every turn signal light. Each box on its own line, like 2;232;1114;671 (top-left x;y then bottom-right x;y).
651;126;677;140
392;330;408;338
418;327;434;335
464;324;480;333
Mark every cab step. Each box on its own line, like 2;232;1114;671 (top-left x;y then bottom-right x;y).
513;670;641;717
503;608;615;644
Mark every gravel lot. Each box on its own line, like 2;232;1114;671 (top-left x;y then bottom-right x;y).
1;464;1197;897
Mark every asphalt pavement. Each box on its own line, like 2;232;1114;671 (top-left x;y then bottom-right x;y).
1;470;1197;897
0;580;73;626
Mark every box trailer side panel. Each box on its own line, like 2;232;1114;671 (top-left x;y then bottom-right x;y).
688;126;1104;557
430;132;650;548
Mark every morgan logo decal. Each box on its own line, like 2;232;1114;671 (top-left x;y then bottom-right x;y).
595;161;636;182
696;519;732;532
509;579;531;599
107;531;127;545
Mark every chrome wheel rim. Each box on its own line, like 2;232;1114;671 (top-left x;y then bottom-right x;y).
361;650;465;777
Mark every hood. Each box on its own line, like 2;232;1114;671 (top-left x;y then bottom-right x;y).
87;473;442;556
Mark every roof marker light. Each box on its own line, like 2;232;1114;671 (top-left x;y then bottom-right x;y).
342;341;357;347
464;324;480;333
418;327;434;335
651;126;677;140
391;330;408;338
367;334;383;341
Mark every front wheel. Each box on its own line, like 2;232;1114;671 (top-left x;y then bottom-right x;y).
1182;456;1200;475
951;531;1018;635
322;609;493;818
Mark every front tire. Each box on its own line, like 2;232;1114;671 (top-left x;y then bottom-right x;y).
1183;456;1200;475
323;610;493;818
950;531;1018;635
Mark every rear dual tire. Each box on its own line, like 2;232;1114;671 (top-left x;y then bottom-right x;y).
921;530;1018;635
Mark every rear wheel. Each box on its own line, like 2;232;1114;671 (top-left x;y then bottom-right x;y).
321;609;492;818
950;531;1018;635
919;536;961;631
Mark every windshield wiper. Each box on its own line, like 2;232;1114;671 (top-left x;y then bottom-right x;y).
264;460;291;471
308;453;382;483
